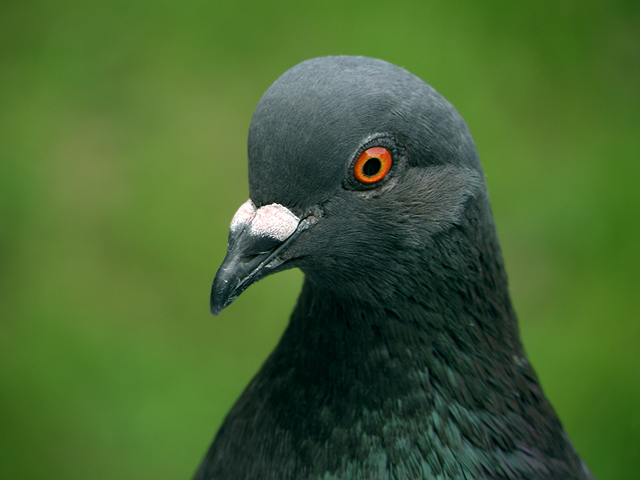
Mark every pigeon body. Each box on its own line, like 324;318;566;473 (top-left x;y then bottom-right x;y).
195;56;593;480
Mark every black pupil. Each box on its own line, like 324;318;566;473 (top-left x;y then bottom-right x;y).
363;157;381;177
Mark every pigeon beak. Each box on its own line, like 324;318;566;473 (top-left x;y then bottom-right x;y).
210;200;319;315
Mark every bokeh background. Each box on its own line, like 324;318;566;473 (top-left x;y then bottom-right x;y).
1;1;638;478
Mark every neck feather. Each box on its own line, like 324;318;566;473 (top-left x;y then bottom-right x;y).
198;198;586;480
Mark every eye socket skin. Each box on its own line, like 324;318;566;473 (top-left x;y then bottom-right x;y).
353;147;393;184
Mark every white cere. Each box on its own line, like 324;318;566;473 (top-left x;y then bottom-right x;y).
230;199;257;231
229;199;300;241
251;204;300;241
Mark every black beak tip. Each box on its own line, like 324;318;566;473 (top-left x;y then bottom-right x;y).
209;296;228;316
209;280;236;316
210;304;222;316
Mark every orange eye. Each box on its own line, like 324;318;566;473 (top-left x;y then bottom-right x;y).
353;147;393;184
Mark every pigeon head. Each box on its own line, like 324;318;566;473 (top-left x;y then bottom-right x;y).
211;56;490;314
198;57;593;480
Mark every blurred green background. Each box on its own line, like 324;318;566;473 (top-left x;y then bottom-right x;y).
1;1;638;478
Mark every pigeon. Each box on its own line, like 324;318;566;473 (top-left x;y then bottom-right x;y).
194;56;594;480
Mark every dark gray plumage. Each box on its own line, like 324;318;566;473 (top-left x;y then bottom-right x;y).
195;56;594;480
